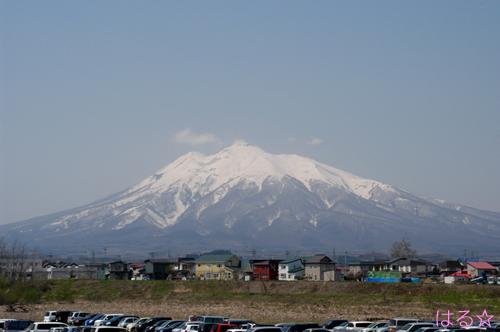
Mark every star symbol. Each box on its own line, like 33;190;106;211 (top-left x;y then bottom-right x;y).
476;309;494;327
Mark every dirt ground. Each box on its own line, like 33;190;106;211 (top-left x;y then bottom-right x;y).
1;299;433;324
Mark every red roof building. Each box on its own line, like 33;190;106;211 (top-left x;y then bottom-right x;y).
467;261;497;278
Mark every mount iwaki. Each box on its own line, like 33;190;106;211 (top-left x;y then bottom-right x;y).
2;143;500;257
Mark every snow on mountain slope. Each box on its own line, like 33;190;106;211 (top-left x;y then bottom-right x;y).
118;142;397;206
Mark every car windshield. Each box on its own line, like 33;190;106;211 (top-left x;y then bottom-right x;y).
401;325;412;331
339;323;349;327
367;324;377;328
178;323;187;329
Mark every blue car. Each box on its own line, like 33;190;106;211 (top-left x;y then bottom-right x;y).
86;315;104;326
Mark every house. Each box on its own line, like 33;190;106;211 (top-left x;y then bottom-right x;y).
438;260;464;277
348;261;374;277
278;257;308;281
381;257;409;271
194;254;251;280
467;261;498;278
304;254;336;281
144;257;195;280
108;260;128;280
130;263;146;279
393;259;427;274
252;260;281;281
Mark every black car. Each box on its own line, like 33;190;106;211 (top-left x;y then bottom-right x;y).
145;321;168;332
56;312;74;324
5;320;35;331
281;324;320;332
198;324;217;332
135;318;172;332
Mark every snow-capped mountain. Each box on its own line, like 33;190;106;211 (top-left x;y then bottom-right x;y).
2;142;500;256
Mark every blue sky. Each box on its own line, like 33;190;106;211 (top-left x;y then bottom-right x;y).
1;1;499;224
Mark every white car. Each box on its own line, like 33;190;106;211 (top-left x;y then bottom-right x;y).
44;312;58;323
396;323;436;332
360;323;389;332
25;322;68;332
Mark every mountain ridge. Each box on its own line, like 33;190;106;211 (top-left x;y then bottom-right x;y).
1;143;499;257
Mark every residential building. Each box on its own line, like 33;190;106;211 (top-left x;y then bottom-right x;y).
194;254;251;280
252;260;281;280
467;261;498;278
109;260;128;280
438;260;464;277
304;254;336;281
394;259;427;274
348;261;374;277
278;258;308;281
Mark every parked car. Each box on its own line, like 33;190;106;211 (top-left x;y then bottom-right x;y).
223;321;256;329
247;327;282;332
0;320;15;332
95;316;125;327
281;323;320;332
414;328;440;332
5;320;35;332
103;317;139;327
49;328;64;332
341;322;374;331
197;324;216;332
128;319;150;332
320;321;348;330
61;327;82;332
210;325;238;332
334;324;351;331
375;327;388;332
396;323;436;332
86;317;105;327
56;313;74;324
388;320;423;332
154;322;185;332
69;314;91;326
25;322;68;332
89;328;128;332
74;316;98;327
361;323;389;332
173;323;201;332
195;319;227;325
118;319;139;329
145;322;168;332
44;313;58;323
135;319;173;332
303;329;331;332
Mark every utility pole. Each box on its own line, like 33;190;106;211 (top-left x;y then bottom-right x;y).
92;249;95;264
345;251;347;268
252;246;257;277
333;247;336;263
104;247;109;260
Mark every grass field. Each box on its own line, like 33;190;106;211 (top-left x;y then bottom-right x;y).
1;279;499;324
